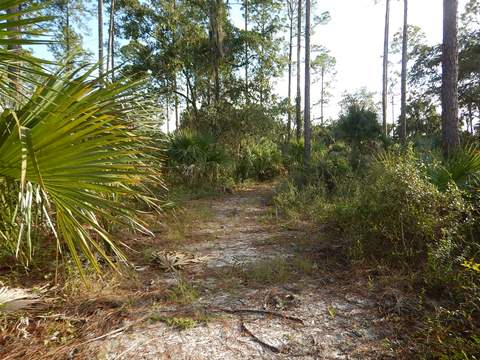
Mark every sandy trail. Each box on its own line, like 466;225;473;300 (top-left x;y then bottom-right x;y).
96;183;395;360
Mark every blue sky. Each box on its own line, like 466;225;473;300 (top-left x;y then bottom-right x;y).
33;0;470;130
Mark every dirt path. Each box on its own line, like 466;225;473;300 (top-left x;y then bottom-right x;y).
95;183;396;359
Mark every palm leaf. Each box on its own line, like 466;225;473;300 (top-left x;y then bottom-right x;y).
0;67;162;276
430;143;480;191
0;0;52;102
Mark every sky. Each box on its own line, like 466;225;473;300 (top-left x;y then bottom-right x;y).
36;0;470;131
229;0;469;127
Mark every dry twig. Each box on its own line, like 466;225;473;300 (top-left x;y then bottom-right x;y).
208;306;304;324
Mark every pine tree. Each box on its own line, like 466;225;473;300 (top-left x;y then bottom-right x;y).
442;0;460;156
303;0;311;167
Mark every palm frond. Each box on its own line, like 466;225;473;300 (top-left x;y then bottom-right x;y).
0;67;161;276
430;143;480;191
0;0;52;101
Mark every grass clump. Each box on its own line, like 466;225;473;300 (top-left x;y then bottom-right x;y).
149;315;198;330
243;258;292;285
167;278;200;305
220;256;317;287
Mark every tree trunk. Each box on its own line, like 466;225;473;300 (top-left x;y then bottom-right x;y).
184;70;198;116
260;20;265;107
107;0;115;81
382;0;390;137
166;103;170;134
6;6;21;96
442;0;460;157
468;104;473;134
295;0;302;141
287;3;293;141
399;0;408;142
174;76;179;129
244;0;249;103
209;0;225;104
98;0;104;80
304;0;311;167
186;77;190;111
391;94;395;130
320;66;324;125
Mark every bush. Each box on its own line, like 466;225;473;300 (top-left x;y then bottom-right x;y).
166;131;231;187
282;140;305;171
313;142;353;192
334;104;382;145
336;150;467;264
274;145;480;358
235;138;283;182
273;179;327;222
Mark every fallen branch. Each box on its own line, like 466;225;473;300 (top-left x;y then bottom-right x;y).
208;306;304;325
241;320;281;354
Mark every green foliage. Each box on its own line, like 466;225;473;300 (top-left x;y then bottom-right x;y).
405;97;442;137
275;145;480;357
343;150;467;263
429;143;480;191
0;0;51;101
183;103;284;146
335;104;382;145
167;278;199;305
281;139;353;193
0;67;160;274
0;3;162;275
313;142;352;192
235;138;283;182
273;179;326;222
44;0;92;66
165;130;231;187
282;140;305;170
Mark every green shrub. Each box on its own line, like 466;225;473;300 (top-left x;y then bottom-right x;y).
428;143;480;192
337;150;467;264
334;104;382;145
275;145;480;358
313;143;353;192
166;131;231;187
282;140;353;190
282;140;305;171
235;138;283;182
273;179;326;221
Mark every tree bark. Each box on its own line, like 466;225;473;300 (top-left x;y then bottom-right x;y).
468;104;473;134
391;94;395;127
399;0;408;142
295;0;302;141
98;0;104;80
442;0;460;157
107;0;115;81
287;1;294;141
304;0;311;167
166;103;170;134
244;0;249;103
209;0;225;104
174;76;179;129
382;0;390;137
320;66;324;125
